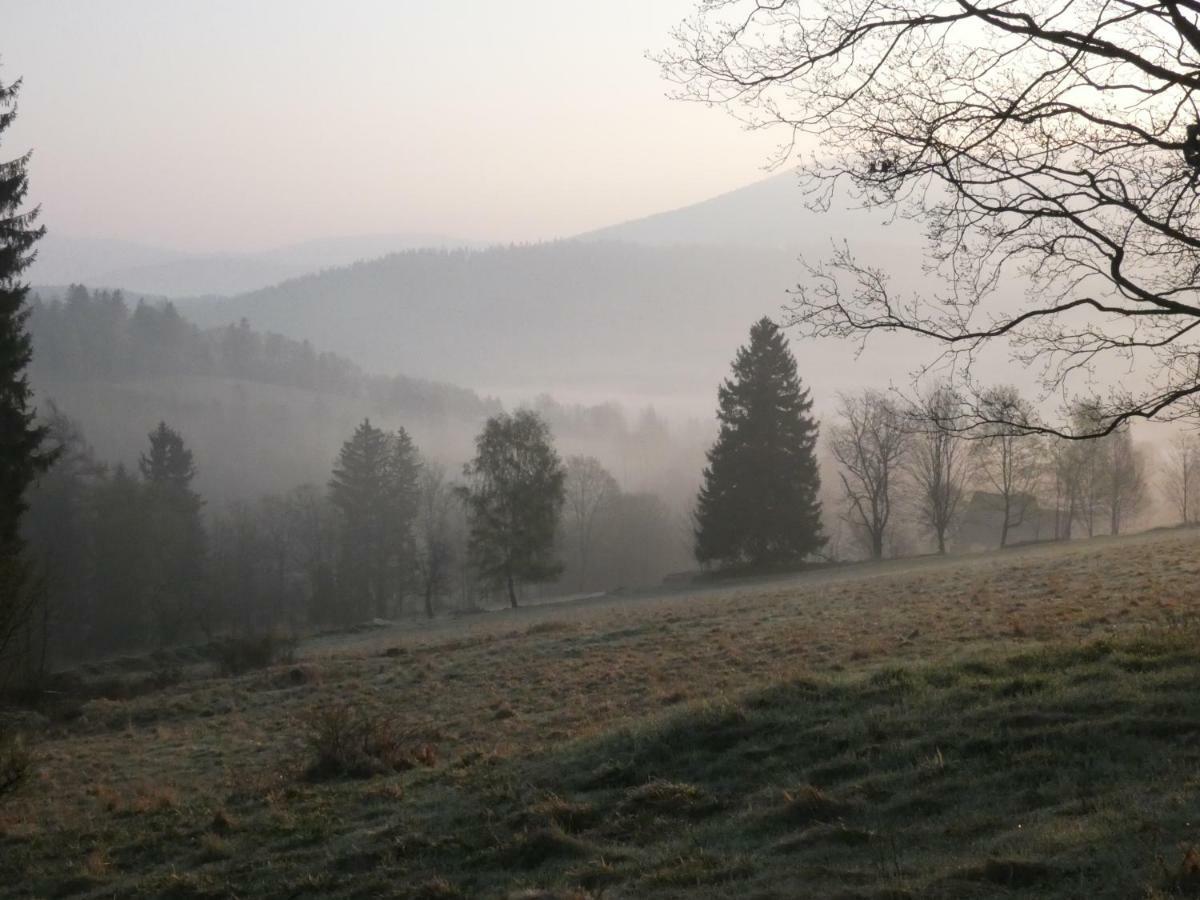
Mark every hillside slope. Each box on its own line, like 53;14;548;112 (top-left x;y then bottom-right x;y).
4;528;1199;897
26;288;500;503
183;239;934;416
176;175;979;413
29;232;478;298
575;171;873;248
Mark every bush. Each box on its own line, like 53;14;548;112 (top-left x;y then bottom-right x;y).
305;704;431;780
213;633;296;676
0;732;32;800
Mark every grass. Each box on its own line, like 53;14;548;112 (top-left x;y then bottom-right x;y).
2;529;1200;896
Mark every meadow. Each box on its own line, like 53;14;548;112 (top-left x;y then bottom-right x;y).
3;528;1200;898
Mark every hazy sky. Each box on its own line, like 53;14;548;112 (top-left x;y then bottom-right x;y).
1;1;775;253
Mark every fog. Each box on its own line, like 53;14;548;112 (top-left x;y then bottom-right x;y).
4;1;1186;670
10;5;1200;895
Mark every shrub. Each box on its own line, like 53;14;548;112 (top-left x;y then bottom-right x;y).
213;633;296;676
305;704;430;780
0;731;32;800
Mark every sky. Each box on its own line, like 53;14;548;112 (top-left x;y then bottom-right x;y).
1;0;776;253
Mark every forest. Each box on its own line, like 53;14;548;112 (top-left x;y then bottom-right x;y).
6;289;1190;683
4;287;699;675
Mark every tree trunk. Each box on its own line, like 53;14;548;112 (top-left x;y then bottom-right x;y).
424;584;434;619
506;571;518;608
935;529;946;555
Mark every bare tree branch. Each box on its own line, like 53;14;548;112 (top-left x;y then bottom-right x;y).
663;1;1200;437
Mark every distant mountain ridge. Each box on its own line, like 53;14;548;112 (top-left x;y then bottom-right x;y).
176;174;932;412
572;172;904;250
29;232;480;298
575;172;809;248
35;174;951;415
181;241;811;407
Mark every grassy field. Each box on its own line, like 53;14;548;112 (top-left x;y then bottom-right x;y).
3;529;1200;897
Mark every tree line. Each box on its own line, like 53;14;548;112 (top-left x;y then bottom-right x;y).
692;319;1159;570
28;285;495;421
5;398;695;676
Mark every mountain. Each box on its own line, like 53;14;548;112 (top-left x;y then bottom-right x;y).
30;235;191;286
181;175;937;415
29;232;479;298
574;171;903;251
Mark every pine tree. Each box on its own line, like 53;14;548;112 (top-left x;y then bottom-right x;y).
91;464;150;650
328;420;421;621
139;421;198;489
330;420;391;622
0;70;53;676
695;317;825;568
139;422;206;643
384;426;421;605
460;410;565;607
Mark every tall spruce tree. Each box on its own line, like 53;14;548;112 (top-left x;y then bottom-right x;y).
139;422;206;643
329;420;421;621
695;318;824;568
460;410;565;608
0;71;53;675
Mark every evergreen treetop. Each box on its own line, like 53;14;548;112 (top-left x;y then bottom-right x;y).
140;421;199;493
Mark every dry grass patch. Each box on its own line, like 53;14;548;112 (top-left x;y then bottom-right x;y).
621;779;718;817
517;793;597;833
777;784;856;826
503;825;596;869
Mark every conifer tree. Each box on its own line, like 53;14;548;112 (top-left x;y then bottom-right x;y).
0;70;53;674
695;317;824;568
384;426;421;603
460;410;565;607
330;420;391;621
329;420;421;621
139;422;206;643
91;464;150;650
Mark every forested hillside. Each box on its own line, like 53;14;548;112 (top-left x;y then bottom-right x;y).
26;286;501;503
180;242;815;408
14;289;701;668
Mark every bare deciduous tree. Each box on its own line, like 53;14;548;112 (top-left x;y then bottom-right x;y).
1163;432;1200;525
1059;402;1108;538
830;391;907;560
285;484;338;618
563;455;619;592
1101;427;1147;536
905;385;971;555
665;2;1200;436
973;388;1044;549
